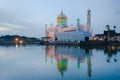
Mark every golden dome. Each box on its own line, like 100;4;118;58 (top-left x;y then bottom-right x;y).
57;11;67;20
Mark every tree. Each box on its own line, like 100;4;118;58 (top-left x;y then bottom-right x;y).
113;26;116;31
106;25;111;41
106;25;110;30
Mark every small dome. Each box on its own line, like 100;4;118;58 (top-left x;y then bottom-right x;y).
57;11;67;20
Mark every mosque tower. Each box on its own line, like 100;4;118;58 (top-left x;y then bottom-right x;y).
45;24;48;37
87;9;91;31
57;11;68;28
77;18;81;31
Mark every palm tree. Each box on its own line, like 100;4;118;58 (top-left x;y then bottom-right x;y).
113;26;116;31
106;25;110;41
106;25;110;31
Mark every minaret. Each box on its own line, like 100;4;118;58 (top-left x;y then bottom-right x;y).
77;18;81;31
87;9;91;31
45;24;48;37
50;23;53;28
71;24;73;27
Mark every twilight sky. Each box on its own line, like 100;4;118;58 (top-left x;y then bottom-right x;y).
0;0;120;38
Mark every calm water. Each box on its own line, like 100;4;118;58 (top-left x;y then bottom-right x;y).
0;45;120;80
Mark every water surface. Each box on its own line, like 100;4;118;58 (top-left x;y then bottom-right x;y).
0;45;120;80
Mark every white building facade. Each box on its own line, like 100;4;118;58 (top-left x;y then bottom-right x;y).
45;10;92;42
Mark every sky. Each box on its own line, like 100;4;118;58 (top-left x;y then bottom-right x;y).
0;0;120;38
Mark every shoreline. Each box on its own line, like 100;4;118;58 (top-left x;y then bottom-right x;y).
40;41;120;47
0;41;120;47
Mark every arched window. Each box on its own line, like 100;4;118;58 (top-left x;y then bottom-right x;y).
85;37;89;41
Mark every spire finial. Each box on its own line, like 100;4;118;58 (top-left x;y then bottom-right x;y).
77;18;80;23
45;24;47;27
61;10;63;14
50;23;53;27
87;9;91;14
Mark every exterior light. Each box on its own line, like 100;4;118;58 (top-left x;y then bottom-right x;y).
111;46;115;51
19;40;23;44
99;38;103;41
93;37;97;41
15;38;19;41
15;38;19;43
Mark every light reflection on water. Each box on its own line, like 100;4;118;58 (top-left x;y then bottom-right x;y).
0;45;120;80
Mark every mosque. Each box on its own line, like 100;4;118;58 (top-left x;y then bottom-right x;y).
45;9;92;42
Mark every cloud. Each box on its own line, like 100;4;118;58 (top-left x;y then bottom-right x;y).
0;21;28;36
0;9;43;37
0;22;27;30
0;27;9;31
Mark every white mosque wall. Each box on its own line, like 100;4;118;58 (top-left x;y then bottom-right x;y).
56;31;92;42
46;26;92;42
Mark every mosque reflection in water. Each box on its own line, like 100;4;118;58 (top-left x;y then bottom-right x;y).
104;46;118;63
45;45;119;78
45;46;92;77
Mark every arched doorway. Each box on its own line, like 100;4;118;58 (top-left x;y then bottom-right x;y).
105;38;108;41
85;37;89;41
55;36;58;41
